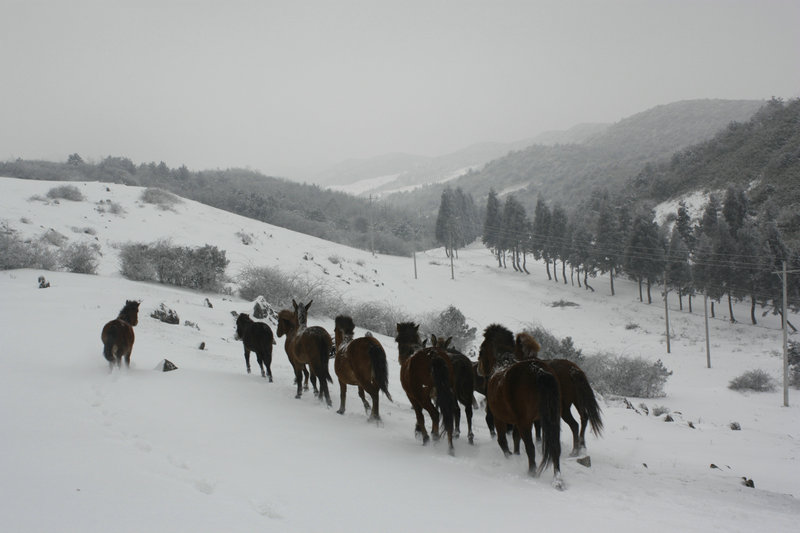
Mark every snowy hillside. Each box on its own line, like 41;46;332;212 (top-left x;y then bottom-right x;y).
1;177;798;532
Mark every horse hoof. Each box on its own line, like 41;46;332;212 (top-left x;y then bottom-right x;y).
336;409;345;415
448;448;455;457
552;475;566;491
295;394;302;399
268;377;273;383
468;435;474;445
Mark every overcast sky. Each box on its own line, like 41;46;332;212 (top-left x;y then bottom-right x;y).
2;0;799;179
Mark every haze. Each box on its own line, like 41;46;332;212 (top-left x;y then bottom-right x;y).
2;0;798;180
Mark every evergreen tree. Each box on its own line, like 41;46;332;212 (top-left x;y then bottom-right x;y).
483;189;503;266
435;188;459;257
623;211;665;303
548;205;568;283
722;185;748;236
666;227;692;311
531;197;552;279
594;198;620;295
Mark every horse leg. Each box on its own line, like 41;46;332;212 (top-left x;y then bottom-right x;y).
578;410;589;452
293;365;304;399
534;419;542;442
244;348;252;374
367;388;380;423
422;396;440;441
124;352;131;368
301;366;310;390
494;420;512;457
486;406;496;437
336;381;347;415
465;401;474;445
357;386;370;415
562;406;581;456
519;424;538;476
256;353;266;379
453;402;461;439
411;402;430;444
512;426;521;455
309;369;318;395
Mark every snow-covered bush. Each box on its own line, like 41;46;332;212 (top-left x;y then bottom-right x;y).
140;187;181;210
420;305;476;352
521;325;583;362
59;242;99;274
46;185;84;201
119;241;228;291
151;303;179;324
0;231;58;270
728;369;777;392
580;353;672;398
239;266;309;310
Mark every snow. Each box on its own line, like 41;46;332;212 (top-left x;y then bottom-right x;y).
1;177;799;532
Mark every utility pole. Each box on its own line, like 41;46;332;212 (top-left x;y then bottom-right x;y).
774;261;800;407
704;291;711;369
413;250;417;280
450;237;455;280
664;270;671;354
368;194;375;257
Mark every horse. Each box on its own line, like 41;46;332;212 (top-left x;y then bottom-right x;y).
429;334;477;444
399;344;458;455
276;299;333;406
333;315;392;422
235;313;276;382
478;324;564;489
101;300;140;370
515;332;603;456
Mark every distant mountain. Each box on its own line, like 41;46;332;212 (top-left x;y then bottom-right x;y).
531;123;610;146
313;152;430;187
383;99;765;214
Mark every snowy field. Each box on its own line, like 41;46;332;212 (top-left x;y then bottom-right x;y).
1;177;798;532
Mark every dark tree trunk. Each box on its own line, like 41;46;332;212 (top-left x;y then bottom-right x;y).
545;259;551;280
688;293;693;314
727;293;735;323
638;278;643;302
562;260;567;284
502;251;507;269
750;295;757;325
678;288;683;311
511;248;519;271
570;266;575;286
646;278;652;304
553;259;559;282
496;249;502;267
584;269;594;292
577;266;582;287
711;301;715;318
522;251;529;274
610;267;615;296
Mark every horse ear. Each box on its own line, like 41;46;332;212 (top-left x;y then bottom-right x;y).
292;299;298;309
431;334;438;346
444;337;453;349
422;338;428;348
305;300;313;311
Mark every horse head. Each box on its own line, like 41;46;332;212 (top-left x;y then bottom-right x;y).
235;312;252;340
515;332;541;360
334;315;355;348
276;309;298;338
430;334;453;351
119;300;141;326
292;299;313;329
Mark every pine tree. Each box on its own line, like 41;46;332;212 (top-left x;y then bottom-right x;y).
531;197;552;279
624;211;665;304
548;205;568;283
483;189;503;266
594;199;619;295
666;227;692;311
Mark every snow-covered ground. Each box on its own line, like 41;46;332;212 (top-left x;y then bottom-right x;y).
1;177;798;532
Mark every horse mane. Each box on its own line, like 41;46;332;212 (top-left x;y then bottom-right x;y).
118;300;140;325
334;315;355;336
515;332;541;359
483;323;514;350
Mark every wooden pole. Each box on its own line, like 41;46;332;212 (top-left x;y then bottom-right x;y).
704;291;711;368
782;261;789;407
413;250;417;280
664;271;671;354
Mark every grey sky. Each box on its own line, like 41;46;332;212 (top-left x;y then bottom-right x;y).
2;0;798;179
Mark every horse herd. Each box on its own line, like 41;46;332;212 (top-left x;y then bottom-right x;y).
101;298;603;490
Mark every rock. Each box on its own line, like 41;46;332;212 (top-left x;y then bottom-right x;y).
38;275;50;288
664;414;674;422
199;342;206;350
204;298;213;308
741;477;755;488
576;456;592;468
253;296;278;324
730;422;741;431
155;359;178;372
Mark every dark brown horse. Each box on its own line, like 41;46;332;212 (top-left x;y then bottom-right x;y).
429;335;477;444
235;313;276;381
515;331;603;456
101;300;140;370
333;315;392;422
400;344;458;455
478;324;563;489
276;299;333;406
395;321;422;366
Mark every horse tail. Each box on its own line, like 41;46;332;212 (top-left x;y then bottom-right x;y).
368;342;392;402
571;366;603;437
313;330;333;383
534;365;562;476
103;338;115;362
430;355;455;437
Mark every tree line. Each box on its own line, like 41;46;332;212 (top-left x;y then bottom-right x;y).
475;186;800;327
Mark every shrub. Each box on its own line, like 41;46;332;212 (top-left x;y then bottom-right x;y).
420;305;476;352
520;325;583;362
789;341;800;388
728;370;777;392
140;187;181;210
46;185;84;201
580;353;672;398
238;266;312;310
60;242;99;274
40;229;68;247
119;241;228;291
0;232;58;270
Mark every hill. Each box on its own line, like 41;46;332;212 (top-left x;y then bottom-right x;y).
0;177;798;531
383;99;764;214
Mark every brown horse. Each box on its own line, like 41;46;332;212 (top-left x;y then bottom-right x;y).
515;332;603;456
235;313;276;381
333;315;392;422
101;300;140;370
400;343;458;454
395;321;422;366
478;324;563;489
429;334;477;444
276;299;333;405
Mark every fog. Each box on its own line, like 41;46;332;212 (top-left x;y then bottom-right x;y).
2;0;798;179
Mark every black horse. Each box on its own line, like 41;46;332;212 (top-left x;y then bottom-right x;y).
236;313;276;381
101;300;140;370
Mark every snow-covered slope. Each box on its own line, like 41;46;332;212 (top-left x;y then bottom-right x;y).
1;177;798;532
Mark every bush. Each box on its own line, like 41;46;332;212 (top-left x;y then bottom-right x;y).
728;369;777;392
580;353;672;398
141;188;181;210
521;325;583;362
0;231;58;270
238;266;313;310
40;229;68;247
60;242;99;274
119;241;228;290
46;185;84;201
789;341;800;389
420;305;476;352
